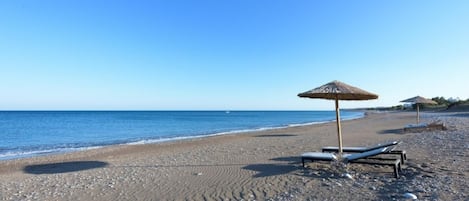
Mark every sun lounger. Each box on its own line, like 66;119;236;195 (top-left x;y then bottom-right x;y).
301;147;402;178
321;141;407;164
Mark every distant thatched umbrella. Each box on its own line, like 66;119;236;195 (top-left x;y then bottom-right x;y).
401;96;437;124
298;80;378;154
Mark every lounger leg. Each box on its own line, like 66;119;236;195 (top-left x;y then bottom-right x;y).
394;162;400;178
401;150;407;163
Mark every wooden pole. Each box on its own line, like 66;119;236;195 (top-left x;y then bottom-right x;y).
416;103;420;124
335;98;343;154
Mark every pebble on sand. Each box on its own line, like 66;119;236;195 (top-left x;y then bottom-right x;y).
403;192;417;200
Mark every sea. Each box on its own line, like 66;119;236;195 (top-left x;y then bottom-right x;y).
0;111;364;160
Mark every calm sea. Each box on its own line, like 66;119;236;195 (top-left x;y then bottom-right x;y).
0;111;363;160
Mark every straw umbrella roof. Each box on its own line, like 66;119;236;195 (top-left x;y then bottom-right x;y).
298;80;378;154
401;96;437;124
401;96;437;104
298;80;378;100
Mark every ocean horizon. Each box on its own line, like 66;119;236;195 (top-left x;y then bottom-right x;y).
0;110;364;160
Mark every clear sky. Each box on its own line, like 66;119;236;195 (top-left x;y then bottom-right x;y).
1;0;468;110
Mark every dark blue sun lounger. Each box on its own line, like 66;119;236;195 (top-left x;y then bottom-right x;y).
321;141;407;164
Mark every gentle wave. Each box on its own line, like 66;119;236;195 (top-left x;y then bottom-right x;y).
0;111;365;160
125;111;364;146
0;146;103;160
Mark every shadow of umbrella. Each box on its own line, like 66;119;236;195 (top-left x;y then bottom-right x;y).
24;161;109;174
298;80;378;154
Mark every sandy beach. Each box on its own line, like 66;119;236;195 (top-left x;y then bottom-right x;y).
0;111;467;201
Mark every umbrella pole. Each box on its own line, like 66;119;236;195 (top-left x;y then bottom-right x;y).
416;104;420;124
335;98;343;154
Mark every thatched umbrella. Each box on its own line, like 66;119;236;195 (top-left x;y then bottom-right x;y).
401;96;437;124
298;80;378;154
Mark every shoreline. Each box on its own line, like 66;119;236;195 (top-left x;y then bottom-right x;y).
0;111;366;161
0;111;467;200
0;110;374;174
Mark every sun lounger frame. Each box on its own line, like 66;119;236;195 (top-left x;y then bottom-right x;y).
347;158;402;178
301;147;403;178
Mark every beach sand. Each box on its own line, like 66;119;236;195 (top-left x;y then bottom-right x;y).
0;111;467;200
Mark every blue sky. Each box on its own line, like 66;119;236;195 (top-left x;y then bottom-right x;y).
1;0;468;110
